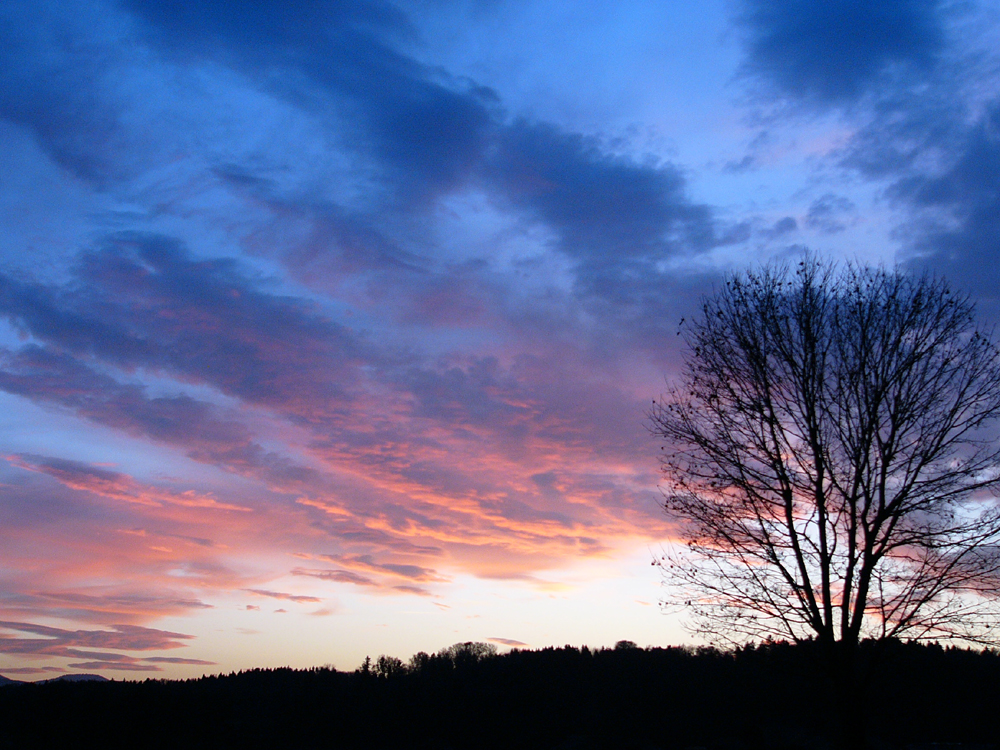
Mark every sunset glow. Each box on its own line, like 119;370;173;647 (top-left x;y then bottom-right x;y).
2;0;1000;678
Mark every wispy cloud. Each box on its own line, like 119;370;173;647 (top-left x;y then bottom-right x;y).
0;621;213;671
488;637;528;647
1;666;65;675
291;567;430;597
244;589;322;604
8;454;251;511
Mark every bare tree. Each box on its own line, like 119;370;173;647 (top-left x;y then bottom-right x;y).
650;259;1000;656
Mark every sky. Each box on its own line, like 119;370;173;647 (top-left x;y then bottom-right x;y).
2;0;1000;680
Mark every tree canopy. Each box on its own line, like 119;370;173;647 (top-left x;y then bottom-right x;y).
650;258;1000;650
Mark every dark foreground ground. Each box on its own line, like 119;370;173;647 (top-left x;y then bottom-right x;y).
1;639;997;749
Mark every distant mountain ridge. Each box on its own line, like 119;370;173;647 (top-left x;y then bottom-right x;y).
0;673;108;685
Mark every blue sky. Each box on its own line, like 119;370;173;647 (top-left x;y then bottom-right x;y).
1;0;999;678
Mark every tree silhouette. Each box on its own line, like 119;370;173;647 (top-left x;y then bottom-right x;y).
650;258;1000;668
373;655;406;678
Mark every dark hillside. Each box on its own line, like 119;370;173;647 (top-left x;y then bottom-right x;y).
0;640;997;749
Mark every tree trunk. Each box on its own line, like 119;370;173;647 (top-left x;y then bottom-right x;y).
828;639;867;750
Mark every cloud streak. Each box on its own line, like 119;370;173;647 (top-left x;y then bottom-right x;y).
0;621;214;671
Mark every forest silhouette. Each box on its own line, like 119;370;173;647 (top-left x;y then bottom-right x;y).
1;639;998;749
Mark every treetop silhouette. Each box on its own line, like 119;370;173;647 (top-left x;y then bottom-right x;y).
650;257;1000;650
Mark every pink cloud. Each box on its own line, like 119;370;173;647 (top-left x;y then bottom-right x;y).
144;657;216;665
317;554;448;583
0;621;215;673
67;661;161;671
0;239;679;658
291;567;431;597
0;621;194;652
488;637;528;647
0;666;65;675
7;454;252;512
244;589;322;604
